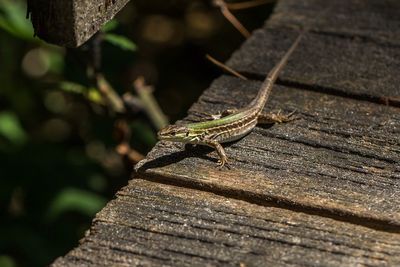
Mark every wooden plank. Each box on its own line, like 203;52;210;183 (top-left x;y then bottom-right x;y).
27;0;130;47
52;179;400;266
269;0;400;44
137;75;400;228
51;1;400;265
226;0;400;106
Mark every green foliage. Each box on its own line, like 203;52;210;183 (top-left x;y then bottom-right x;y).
104;33;137;51
59;82;104;105
102;20;136;51
0;255;16;267
0;0;36;41
46;188;107;221
101;20;119;32
0;112;27;146
0;2;142;267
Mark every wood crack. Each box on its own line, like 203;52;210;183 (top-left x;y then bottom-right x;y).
223;71;400;108
135;171;400;233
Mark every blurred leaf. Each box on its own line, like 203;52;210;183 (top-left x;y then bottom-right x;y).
59;81;87;94
0;112;27;145
46;188;106;221
104;33;137;51
45;47;65;74
87;87;104;104
101;20;119;32
0;255;16;267
0;16;15;34
0;0;36;41
59;82;104;105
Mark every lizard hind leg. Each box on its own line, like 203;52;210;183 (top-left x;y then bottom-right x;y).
211;108;239;120
258;110;297;124
194;109;238;121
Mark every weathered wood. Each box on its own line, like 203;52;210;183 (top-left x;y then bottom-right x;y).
52;179;400;266
27;0;130;47
227;29;400;107
137;75;400;228
226;0;400;106
269;0;400;44
53;0;400;265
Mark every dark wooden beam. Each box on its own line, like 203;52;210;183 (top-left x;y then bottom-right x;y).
27;0;130;47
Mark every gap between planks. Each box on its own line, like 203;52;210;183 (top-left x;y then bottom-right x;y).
133;171;400;234
224;69;400;108
225;28;400;108
222;58;400;109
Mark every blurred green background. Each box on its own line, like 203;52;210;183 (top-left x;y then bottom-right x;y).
0;0;273;266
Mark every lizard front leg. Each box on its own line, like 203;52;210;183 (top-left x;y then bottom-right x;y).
203;139;229;167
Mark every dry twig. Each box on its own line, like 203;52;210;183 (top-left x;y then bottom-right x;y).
213;0;251;38
96;74;126;113
133;77;169;130
206;54;248;80
114;119;145;163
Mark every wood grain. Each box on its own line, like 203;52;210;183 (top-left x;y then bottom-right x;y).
52;0;400;265
225;0;400;106
269;0;400;45
52;179;400;266
137;76;400;228
27;0;130;47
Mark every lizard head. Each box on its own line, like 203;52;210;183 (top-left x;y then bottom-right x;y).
157;125;194;143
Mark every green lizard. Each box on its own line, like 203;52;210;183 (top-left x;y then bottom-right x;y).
157;30;304;167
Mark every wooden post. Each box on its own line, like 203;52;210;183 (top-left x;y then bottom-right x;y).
26;0;131;47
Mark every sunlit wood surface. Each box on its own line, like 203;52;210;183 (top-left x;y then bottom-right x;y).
53;0;400;265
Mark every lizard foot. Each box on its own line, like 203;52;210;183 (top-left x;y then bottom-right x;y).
217;156;230;169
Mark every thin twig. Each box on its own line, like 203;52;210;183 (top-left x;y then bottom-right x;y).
114;119;145;163
206;54;248;80
82;34;145;165
116;142;145;163
213;0;251;38
96;74;126;113
225;0;275;10
133;77;169;130
122;92;144;113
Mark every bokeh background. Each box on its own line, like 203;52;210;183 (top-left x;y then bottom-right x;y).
0;0;274;265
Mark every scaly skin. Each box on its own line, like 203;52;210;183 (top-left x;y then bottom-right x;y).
158;31;304;167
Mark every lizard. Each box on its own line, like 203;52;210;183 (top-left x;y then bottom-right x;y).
157;29;305;167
